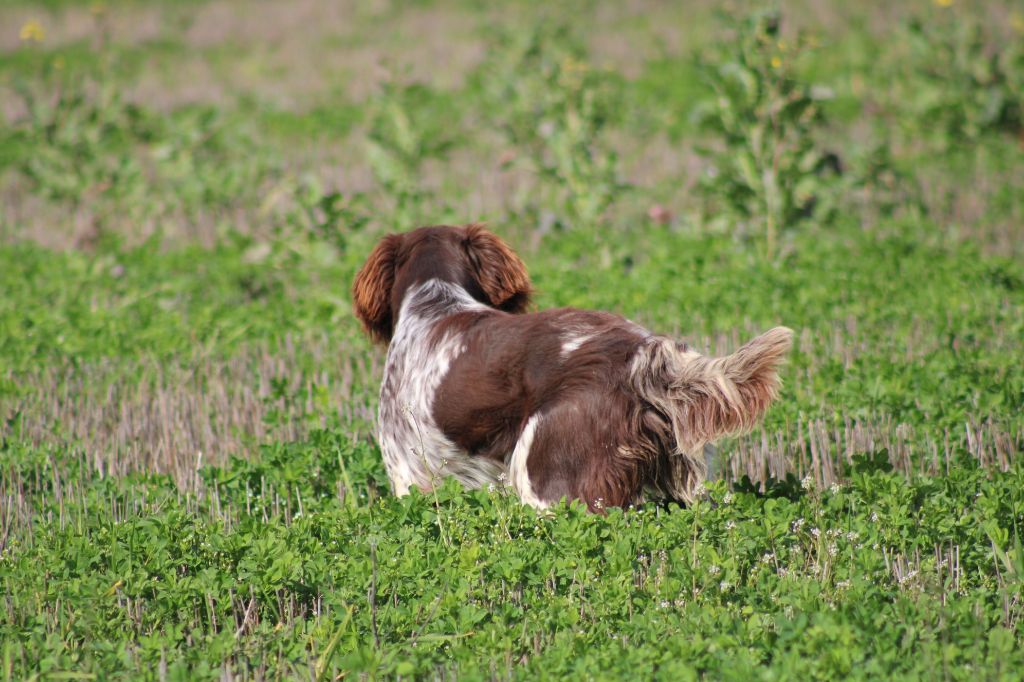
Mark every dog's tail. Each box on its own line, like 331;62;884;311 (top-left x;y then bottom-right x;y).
631;327;793;503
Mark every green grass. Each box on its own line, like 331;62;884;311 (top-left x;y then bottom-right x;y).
1;0;1023;678
3;439;1022;679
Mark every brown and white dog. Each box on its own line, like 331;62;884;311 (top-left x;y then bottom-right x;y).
353;224;792;511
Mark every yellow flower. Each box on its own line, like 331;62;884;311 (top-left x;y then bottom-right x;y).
19;19;45;43
933;0;953;6
1011;12;1024;33
770;56;782;69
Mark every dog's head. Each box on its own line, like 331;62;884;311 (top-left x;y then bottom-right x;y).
352;224;532;344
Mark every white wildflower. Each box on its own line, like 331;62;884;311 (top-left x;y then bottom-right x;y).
708;564;721;576
801;475;814;490
898;570;918;585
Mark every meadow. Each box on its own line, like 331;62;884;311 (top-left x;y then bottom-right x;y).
1;0;1023;678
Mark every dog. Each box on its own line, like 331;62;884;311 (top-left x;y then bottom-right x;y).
352;224;792;510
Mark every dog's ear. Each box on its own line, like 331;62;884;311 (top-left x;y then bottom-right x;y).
463;224;532;313
353;234;403;344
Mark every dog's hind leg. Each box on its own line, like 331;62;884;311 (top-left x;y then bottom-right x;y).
508;398;652;512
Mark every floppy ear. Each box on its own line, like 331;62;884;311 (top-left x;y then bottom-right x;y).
352;234;403;344
463;224;532;313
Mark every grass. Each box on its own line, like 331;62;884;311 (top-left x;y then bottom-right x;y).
1;0;1023;678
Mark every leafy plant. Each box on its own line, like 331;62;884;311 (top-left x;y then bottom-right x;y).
479;22;625;230
280;175;369;252
900;12;1024;143
692;10;839;257
365;81;455;228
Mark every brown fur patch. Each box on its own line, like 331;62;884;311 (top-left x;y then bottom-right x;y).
463;223;532;313
352;233;403;344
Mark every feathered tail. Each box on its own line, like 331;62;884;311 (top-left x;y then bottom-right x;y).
631;327;794;503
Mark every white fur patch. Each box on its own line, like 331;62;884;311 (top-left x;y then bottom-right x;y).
508;412;549;509
377;279;507;495
560;331;595;358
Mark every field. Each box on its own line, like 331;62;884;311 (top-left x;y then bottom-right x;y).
1;0;1023;678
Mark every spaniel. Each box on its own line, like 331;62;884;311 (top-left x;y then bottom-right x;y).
353;224;792;510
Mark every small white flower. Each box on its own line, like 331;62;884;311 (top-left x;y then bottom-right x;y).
722;492;734;504
870;512;879;523
792;518;805;532
810;527;821;538
761;552;775;564
828;544;838;557
593;498;604;510
836;579;852;589
708;564;721;576
659;600;670;608
719;581;731;591
846;531;859;542
498;472;508;483
902;570;918;584
725;520;737;531
801;475;814;490
829;482;841;494
693;482;708;497
487;483;496;493
812;563;822;575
